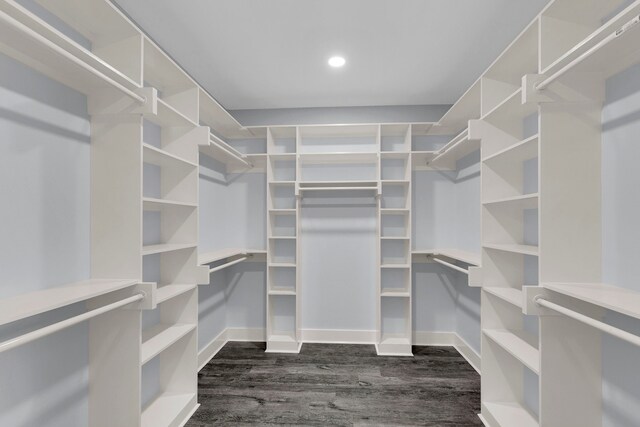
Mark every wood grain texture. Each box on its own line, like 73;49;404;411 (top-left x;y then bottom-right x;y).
187;342;481;426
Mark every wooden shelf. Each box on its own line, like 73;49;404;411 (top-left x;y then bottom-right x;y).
299;180;378;188
143;143;197;169
142;243;197;256
269;209;296;215
412;248;481;266
541;2;640;79
156;284;196;305
268;236;296;240
381;236;410;240
482;135;538;165
430;129;480;168
482;402;538;427
141;392;197;427
269;153;296;159
381;264;411;269
484;287;523;309
143;197;197;211
484;243;538;257
0;3;142;102
145;98;198;128
381;291;411;298
268;289;296;296
298;152;378;164
0;279;138;326
484;329;539;374
543;282;640;321
483;193;539;210
200;133;250;168
141;323;196;365
482;89;538;124
380;208;410;215
268;263;296;268
198;248;248;265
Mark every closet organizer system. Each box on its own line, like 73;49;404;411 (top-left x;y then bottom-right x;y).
0;0;639;425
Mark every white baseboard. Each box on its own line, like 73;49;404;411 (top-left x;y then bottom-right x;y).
198;327;481;374
198;328;227;371
413;331;457;346
413;331;481;374
453;335;481;374
226;327;266;342
300;328;376;344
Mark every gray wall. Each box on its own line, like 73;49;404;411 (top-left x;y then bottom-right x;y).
0;54;91;426
602;62;640;427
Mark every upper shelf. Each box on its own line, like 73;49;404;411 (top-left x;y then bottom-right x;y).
543;282;640;321
541;1;640;80
0;279;139;326
0;2;143;103
428;129;480;169
198;248;266;265
431;80;481;136
199;134;252;169
298;152;378;164
412;248;481;266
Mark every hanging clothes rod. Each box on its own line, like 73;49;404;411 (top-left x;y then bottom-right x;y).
0;292;145;354
536;15;640;91
433;257;469;274
0;11;146;104
209;255;250;273
213;140;252;168
535;296;640;347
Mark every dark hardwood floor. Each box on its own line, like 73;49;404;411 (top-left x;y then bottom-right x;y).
186;342;481;426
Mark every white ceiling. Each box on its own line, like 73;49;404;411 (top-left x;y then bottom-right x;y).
115;0;549;110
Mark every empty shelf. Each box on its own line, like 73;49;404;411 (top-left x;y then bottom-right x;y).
143;143;197;169
412;249;481;266
381;291;411;298
268;263;297;268
268;332;297;343
200;134;250;168
269;209;296;214
0;5;142;102
381;208;410;215
142;243;197;256
543;282;640;321
145;98;198;128
484;287;523;308
0;279;138;326
198;248;247;265
269;236;296;240
381;236;410;240
484;243;538;257
482;135;538;164
482;402;539;427
143;197;197;211
141;392;197;427
482;89;538;124
484;329;539;374
298;152;378;163
268;289;296;296
156;284;196;304
381;264;411;269
483;193;539;209
141;323;196;365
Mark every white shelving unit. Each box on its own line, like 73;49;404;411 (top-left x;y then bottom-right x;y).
377;124;413;356
266;127;301;353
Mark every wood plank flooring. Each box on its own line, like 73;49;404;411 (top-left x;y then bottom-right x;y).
187;342;481;426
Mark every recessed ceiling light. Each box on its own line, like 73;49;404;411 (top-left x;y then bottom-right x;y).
328;56;346;68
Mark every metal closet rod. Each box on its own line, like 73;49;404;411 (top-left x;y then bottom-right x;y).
536;15;640;91
209;255;250;273
535;296;640;347
212;139;252;168
0;292;145;354
433;257;469;274
0;11;146;104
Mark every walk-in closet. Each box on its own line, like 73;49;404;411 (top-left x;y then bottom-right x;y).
1;0;640;425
